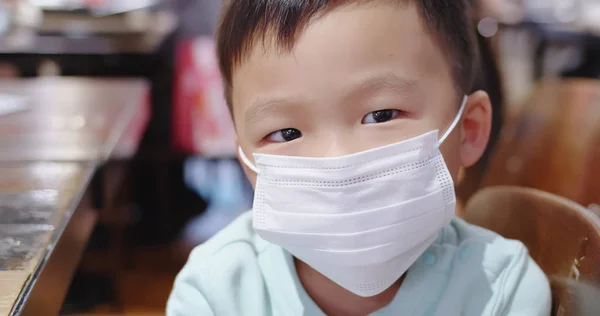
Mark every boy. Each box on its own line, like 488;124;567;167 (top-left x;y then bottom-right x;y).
168;1;552;315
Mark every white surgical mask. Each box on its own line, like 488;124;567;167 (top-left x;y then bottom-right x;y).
239;96;467;297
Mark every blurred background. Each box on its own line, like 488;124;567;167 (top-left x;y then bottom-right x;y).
1;0;600;315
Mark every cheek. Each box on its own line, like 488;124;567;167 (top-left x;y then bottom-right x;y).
248;174;257;189
240;162;258;189
237;141;259;189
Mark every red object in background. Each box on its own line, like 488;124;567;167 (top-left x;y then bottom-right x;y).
85;0;105;6
173;37;237;158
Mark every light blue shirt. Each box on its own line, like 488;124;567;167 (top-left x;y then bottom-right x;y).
167;211;551;316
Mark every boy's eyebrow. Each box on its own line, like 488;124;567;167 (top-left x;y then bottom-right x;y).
245;97;294;125
357;72;418;95
244;73;418;125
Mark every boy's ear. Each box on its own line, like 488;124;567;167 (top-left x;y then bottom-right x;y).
460;90;492;168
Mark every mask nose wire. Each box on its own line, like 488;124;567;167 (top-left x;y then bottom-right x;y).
238;146;260;174
436;95;468;148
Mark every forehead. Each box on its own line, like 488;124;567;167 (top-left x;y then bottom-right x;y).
231;2;455;123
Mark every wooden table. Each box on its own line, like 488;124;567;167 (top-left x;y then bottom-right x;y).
0;77;149;162
0;163;96;316
0;78;150;315
0;8;177;55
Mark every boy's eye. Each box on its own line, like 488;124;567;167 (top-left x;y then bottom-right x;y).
267;128;302;143
362;109;402;124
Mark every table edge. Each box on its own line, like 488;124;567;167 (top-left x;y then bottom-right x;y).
8;163;97;316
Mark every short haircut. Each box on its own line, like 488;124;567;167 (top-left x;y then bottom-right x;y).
217;0;477;107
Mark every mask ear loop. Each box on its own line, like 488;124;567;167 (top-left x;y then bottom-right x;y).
437;95;468;148
238;147;260;174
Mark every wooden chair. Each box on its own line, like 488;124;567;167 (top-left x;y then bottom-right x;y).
588;204;600;218
579;122;600;207
463;186;600;316
481;79;600;204
551;277;600;316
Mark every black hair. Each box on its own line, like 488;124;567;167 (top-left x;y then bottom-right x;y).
216;0;477;106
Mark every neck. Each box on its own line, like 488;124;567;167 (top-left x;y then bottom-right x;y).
294;258;403;316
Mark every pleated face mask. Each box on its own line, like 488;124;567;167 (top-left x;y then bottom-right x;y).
239;96;467;297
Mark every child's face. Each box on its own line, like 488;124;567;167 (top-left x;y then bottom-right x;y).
232;2;491;187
